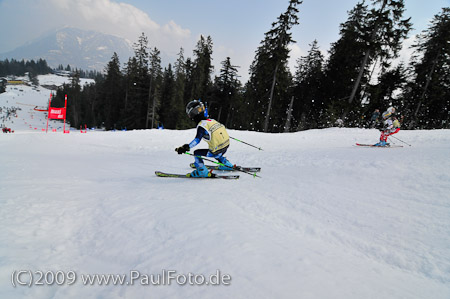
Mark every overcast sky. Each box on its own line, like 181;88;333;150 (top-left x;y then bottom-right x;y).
0;0;448;81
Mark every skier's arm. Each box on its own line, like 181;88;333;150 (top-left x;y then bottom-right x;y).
175;127;209;155
188;126;208;148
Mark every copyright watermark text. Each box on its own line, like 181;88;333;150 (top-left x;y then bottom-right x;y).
11;270;232;287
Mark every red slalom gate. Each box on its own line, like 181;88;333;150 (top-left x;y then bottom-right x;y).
80;124;87;133
46;94;68;133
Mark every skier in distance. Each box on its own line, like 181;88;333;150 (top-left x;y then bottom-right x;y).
374;106;401;146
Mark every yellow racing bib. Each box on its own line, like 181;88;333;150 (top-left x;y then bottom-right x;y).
198;119;230;154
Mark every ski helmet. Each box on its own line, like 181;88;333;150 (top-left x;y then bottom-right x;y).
186;100;205;119
387;106;396;114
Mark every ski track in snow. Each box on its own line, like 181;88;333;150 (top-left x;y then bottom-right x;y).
1;78;450;298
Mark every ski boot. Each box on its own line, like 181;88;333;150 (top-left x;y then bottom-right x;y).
374;140;388;147
188;165;211;178
218;158;234;171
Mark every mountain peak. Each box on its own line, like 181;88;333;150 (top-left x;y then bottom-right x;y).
0;27;133;72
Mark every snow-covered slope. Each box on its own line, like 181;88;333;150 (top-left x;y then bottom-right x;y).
1;82;450;299
0;74;94;133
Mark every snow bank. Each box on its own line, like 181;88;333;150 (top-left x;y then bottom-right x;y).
1;84;449;299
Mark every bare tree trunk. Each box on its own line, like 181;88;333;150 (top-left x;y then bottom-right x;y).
225;105;232;128
264;62;280;132
151;87;157;129
217;106;223;123
284;96;294;132
146;77;153;129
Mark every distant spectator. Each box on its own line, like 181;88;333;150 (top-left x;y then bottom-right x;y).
370;109;380;128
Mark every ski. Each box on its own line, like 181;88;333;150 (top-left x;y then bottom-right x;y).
189;163;261;172
355;143;403;148
155;171;239;180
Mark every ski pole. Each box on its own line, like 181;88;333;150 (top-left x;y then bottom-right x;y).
184;152;261;178
230;136;263;151
389;135;412;147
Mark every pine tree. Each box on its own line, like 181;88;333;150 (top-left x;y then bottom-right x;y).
158;64;175;128
81;82;98;128
191;35;214;101
183;58;194;105
101;52;124;130
147;47;163;129
346;0;411;117
246;0;302;132
122;57;141;129
134;33;150;74
172;48;190;129
293;40;325;130
212;57;242;127
0;58;52;77
52;72;82;128
323;0;410;126
406;8;450;128
323;2;371;126
122;33;150;129
69;72;82;127
28;71;39;86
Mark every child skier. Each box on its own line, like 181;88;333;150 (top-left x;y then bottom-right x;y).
374;106;401;146
175;100;234;177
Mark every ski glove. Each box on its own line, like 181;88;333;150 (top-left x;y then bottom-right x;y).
175;144;190;155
